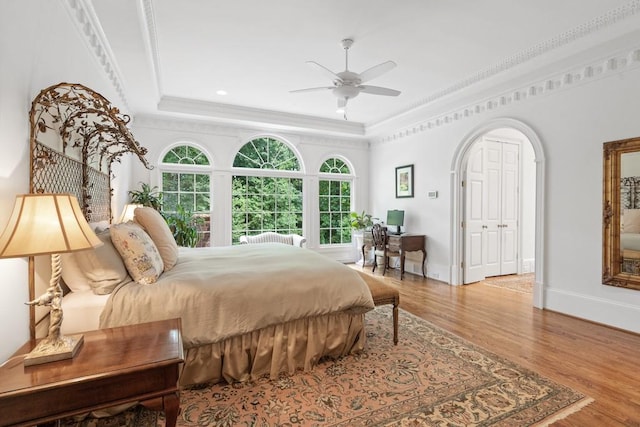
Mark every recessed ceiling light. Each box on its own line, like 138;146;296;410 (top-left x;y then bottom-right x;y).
216;90;227;96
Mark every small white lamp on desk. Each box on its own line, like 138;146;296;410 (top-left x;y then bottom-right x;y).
0;193;102;366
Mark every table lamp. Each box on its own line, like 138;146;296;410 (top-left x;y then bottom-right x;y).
117;203;143;223
0;193;102;366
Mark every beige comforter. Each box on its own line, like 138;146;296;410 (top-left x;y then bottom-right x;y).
99;243;374;348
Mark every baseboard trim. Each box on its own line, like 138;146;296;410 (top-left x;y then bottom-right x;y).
544;287;640;334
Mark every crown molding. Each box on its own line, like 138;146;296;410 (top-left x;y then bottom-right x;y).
158;96;366;138
369;0;640;128
139;0;162;98
133;114;369;149
61;0;129;109
72;0;640;140
370;44;640;144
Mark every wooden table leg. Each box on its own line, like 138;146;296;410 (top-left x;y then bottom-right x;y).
164;392;180;427
421;249;427;278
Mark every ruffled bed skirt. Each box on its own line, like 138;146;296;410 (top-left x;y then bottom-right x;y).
180;311;367;386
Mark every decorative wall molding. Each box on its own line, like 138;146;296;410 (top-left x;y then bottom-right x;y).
133;115;369;150
61;0;129;109
139;0;162;98
372;0;640;129
64;0;640;141
373;45;640;144
158;96;366;137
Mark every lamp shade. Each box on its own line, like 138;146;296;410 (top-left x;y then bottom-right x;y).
117;203;143;223
0;193;102;258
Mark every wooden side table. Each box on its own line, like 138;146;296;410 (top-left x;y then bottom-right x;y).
0;318;184;427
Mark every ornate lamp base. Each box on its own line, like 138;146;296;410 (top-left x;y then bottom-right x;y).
24;334;84;367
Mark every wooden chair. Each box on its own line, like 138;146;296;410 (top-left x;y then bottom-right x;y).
371;224;400;276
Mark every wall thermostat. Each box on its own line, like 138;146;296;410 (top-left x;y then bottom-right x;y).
427;191;438;199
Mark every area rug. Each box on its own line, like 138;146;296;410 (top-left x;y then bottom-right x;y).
482;273;534;294
171;306;590;426
60;306;591;426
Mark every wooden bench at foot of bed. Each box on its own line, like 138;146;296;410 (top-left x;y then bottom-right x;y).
357;272;400;345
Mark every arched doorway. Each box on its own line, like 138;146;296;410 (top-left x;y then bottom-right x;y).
450;118;546;308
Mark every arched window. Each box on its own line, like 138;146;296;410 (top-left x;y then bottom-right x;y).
319;157;353;245
232;137;302;243
160;144;212;246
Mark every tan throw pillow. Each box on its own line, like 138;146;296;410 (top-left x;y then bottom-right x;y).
61;252;91;292
134;207;179;271
624;209;640;233
61;230;129;293
72;230;131;295
110;222;164;285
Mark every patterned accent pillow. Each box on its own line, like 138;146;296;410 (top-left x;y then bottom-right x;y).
110;222;164;285
134;207;179;271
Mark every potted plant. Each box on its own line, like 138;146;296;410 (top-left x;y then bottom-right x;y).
350;211;373;265
164;204;203;248
350;210;373;231
128;182;163;211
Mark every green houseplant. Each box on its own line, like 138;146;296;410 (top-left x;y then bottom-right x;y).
128;183;163;211
350;210;373;266
350;210;373;231
164;204;202;248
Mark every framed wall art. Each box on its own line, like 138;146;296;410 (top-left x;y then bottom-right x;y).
395;164;414;198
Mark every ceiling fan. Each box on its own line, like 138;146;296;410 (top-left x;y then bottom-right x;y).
290;38;401;119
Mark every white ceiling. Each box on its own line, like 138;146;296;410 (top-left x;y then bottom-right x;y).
90;0;640;136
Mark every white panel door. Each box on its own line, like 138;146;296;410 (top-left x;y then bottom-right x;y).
464;141;486;284
484;141;502;277
464;138;520;283
500;142;519;274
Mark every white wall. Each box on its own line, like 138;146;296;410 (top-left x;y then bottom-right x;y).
0;1;128;361
370;65;640;333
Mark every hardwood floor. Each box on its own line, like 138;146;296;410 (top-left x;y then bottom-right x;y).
351;265;640;426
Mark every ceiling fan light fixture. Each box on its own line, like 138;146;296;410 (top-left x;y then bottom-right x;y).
290;38;400;116
332;85;359;100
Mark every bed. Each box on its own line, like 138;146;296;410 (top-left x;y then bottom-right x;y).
29;82;374;387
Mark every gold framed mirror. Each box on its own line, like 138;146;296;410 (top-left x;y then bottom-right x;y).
603;136;640;290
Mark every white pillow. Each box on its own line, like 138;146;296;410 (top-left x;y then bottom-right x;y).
110;222;164;285
61;252;91;292
61;230;130;294
134;207;179;271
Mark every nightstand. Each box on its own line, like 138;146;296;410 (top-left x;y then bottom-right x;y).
0;318;184;427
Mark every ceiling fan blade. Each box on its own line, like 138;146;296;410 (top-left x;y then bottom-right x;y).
359;60;397;83
359;85;401;96
289;86;334;94
306;61;342;82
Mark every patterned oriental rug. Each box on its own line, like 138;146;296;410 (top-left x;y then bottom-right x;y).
60;306;591;426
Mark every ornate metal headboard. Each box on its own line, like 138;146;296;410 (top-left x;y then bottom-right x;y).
28;82;152;338
29;82;151;221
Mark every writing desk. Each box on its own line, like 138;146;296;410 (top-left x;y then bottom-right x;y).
362;232;426;280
